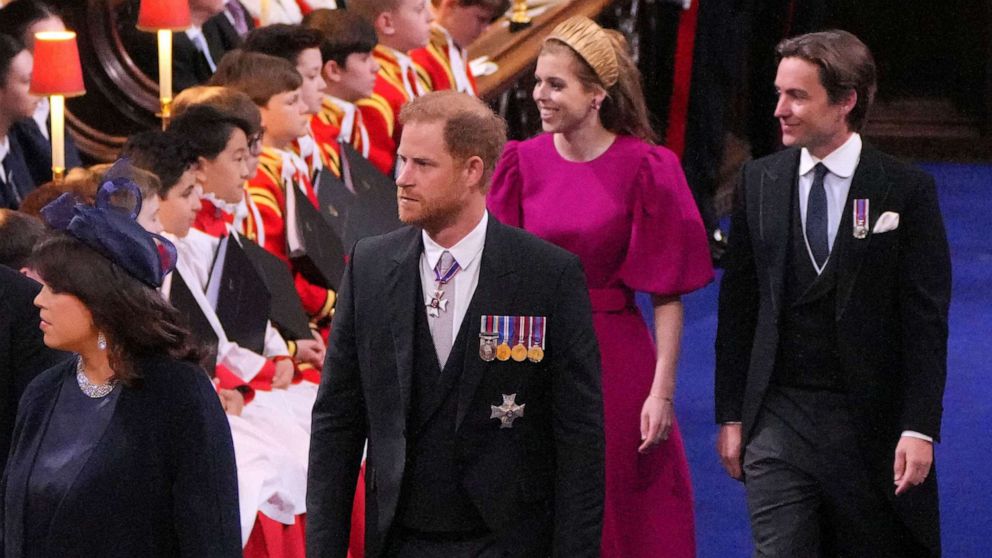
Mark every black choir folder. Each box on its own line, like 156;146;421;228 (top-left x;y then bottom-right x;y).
212;236;270;355
237;233;313;341
168;271;220;373
314;141;403;255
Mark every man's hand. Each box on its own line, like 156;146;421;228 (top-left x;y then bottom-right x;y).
218;388;245;416
272;359;295;390
894;436;933;495
639;395;674;453
717;423;744;480
294;334;326;369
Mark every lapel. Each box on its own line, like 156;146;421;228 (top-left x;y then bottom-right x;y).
757;149;800;317
5;365;68;556
455;219;522;430
386;229;423;423
834;144;891;318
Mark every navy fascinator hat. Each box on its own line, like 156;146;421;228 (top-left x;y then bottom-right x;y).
40;159;177;289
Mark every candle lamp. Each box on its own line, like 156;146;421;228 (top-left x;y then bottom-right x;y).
137;0;191;128
30;31;85;185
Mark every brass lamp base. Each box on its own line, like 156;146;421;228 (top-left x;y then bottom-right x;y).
509;0;531;32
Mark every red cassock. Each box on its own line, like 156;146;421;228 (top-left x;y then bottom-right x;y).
357;45;428;175
410;25;479;95
243;147;336;341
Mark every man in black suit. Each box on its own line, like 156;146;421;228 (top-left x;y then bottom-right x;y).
0;34;40;210
715;31;950;557
0;265;67;470
119;0;245;94
307;91;605;558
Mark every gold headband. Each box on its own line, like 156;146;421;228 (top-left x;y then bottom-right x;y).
546;16;619;88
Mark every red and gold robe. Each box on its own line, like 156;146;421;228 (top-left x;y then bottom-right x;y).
243;146;335;339
357;45;429;175
411;24;479;95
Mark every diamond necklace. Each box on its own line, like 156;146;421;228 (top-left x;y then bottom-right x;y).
76;356;119;398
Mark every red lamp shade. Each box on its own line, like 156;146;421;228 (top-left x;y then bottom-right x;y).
29;32;85;97
137;0;192;31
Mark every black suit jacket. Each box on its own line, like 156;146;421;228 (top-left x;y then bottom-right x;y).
307;217;605;558
715;144;951;551
0;355;241;558
0;266;67;471
0;134;34;210
118;1;240;94
9;118;83;188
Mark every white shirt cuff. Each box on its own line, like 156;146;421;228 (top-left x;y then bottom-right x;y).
901;430;933;443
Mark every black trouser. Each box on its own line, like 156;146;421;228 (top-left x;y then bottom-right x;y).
743;387;931;557
385;528;504;558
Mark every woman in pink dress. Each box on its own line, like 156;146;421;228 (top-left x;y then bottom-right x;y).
487;16;713;558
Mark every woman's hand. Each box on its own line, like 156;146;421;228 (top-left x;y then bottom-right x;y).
638;394;674;453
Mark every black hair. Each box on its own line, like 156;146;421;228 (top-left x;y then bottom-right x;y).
121;130;198;197
31;232;200;385
167;104;253;161
242;23;322;65
0;33;26;87
0;0;60;44
302;9;378;67
0;208;44;269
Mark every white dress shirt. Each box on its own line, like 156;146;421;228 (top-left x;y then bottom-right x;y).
419;211;488;350
185;26;217;72
798;133;862;273
796;133;932;444
0;135;10;181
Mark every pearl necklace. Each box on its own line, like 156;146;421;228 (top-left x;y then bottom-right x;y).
76;356;118;398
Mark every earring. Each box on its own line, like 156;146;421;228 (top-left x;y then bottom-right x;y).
98;332;107;351
591;100;601;111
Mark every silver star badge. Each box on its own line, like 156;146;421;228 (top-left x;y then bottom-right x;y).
426;289;449;318
490;393;525;429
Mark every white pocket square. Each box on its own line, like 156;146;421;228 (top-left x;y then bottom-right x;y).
872;212;900;234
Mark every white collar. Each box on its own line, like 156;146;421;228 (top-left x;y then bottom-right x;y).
422;211;488;274
799;133;862;178
185;25;204;40
0;135;9;160
329;95;356;112
388;47;414;70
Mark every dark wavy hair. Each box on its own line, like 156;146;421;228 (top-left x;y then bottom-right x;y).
31;232;199;385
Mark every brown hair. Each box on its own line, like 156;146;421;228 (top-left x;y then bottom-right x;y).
431;0;511;21
31;232;199;385
303;8;378;66
208;50;302;107
541;30;656;143
399;90;507;190
173;85;262;135
776;30;877;132
348;0;402;26
0;208;44;269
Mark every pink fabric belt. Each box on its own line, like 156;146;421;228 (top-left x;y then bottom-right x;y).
588;288;635;313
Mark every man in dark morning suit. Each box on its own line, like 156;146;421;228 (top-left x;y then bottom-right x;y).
0;265;67;471
118;0;246;94
307;91;605;558
715;31;950;557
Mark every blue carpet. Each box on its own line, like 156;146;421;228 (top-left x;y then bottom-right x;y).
639;162;992;557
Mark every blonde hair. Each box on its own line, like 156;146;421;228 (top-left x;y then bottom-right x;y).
542;17;656;143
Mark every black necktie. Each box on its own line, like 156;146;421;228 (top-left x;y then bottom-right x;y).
806;163;829;267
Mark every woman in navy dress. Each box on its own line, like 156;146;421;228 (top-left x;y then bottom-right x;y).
0;177;241;557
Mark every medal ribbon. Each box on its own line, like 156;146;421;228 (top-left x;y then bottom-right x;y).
855;199;868;229
517;316;527;346
506;316;515;345
531;316;545;349
434;260;461;285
